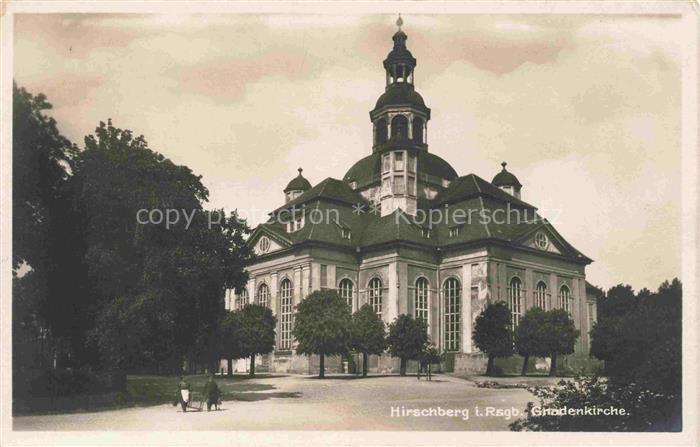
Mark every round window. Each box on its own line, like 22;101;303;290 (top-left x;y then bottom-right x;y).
259;237;271;253
535;232;549;250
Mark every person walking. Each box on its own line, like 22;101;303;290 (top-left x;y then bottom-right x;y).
177;375;191;412
202;374;221;411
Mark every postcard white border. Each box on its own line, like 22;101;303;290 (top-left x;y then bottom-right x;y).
0;1;697;446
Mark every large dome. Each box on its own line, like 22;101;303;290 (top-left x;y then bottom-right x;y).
343;150;458;187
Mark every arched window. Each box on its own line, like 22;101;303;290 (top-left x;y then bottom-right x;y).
508;277;523;331
559;285;572;314
391;115;408;139
257;283;269;308
338;278;354;309
368;277;383;317
375;118;387;145
535;281;547;309
414;277;429;322
412;117;424;144
235;288;248;311
443;278;461;352
280;279;293;350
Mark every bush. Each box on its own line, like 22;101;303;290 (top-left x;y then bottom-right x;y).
29;369;110;397
509;375;681;432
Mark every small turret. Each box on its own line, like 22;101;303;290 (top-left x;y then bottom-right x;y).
284;167;311;203
492;162;522;199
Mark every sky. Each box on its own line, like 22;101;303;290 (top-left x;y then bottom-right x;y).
13;13;682;292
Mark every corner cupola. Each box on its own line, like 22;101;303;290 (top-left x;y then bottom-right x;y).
284;167;311;203
492;162;522;199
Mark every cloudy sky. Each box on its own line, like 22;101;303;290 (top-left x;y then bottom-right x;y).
14;13;682;291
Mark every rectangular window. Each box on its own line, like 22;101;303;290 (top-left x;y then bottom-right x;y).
408;153;416;173
394;151;404;171
382;154;391;173
449;226;460;237
280;281;293;350
394;176;405;194
320;264;327;289
381;177;391;195
407;176;415;195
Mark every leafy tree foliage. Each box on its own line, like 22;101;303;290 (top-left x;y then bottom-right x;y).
12;83;76;271
219;311;243;376
12;84;85;365
238;304;276;377
90;291;176;372
350;304;386;377
293;290;352;378
473;302;514;376
386;314;428;376
509;375;679;432
13;98;254;372
515;307;548;376
590;284;638;376
512;279;682;432
539;309;579;376
516;308;579;376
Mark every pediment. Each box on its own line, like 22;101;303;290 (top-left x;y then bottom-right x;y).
513;225;570;256
249;227;290;255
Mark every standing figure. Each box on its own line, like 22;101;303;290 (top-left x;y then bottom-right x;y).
177;375;191;412
202;374;221;411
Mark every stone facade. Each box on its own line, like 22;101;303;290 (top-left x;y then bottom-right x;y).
221;21;598;376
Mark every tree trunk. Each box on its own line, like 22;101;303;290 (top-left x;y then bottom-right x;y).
486;354;495;376
428;364;432;381
521;354;530;376
319;353;325;378
227;358;233;377
249;355;256;377
362;353;368;377
549;353;557;377
400;357;407;376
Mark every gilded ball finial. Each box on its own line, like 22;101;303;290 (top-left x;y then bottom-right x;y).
396;14;403;30
501;161;507;169
298;167;303;175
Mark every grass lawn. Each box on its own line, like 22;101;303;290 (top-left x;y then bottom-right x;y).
15;374;287;416
127;374;286;406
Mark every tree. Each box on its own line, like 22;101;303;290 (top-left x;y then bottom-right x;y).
539;309;579;376
90;291;176;373
590;284;638;376
220;311;243;376
350;304;386;377
12;84;84;373
418;343;441;381
238;304;276;377
472;302;514;376
293;290;352;378
515;307;548;376
386;314;428;376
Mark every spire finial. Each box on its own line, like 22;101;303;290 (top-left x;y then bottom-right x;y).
396;14;403;31
501;161;507;170
298;167;303;175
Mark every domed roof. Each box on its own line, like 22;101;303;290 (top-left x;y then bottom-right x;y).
492;162;522;188
374;84;426;110
343;150;458;187
284;168;312;192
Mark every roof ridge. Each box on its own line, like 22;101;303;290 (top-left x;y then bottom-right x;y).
477;196;492;238
306;201;321;241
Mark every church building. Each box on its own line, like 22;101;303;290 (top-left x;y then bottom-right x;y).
224;18;599;375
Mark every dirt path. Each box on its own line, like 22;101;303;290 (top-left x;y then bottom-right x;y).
13;374;535;431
